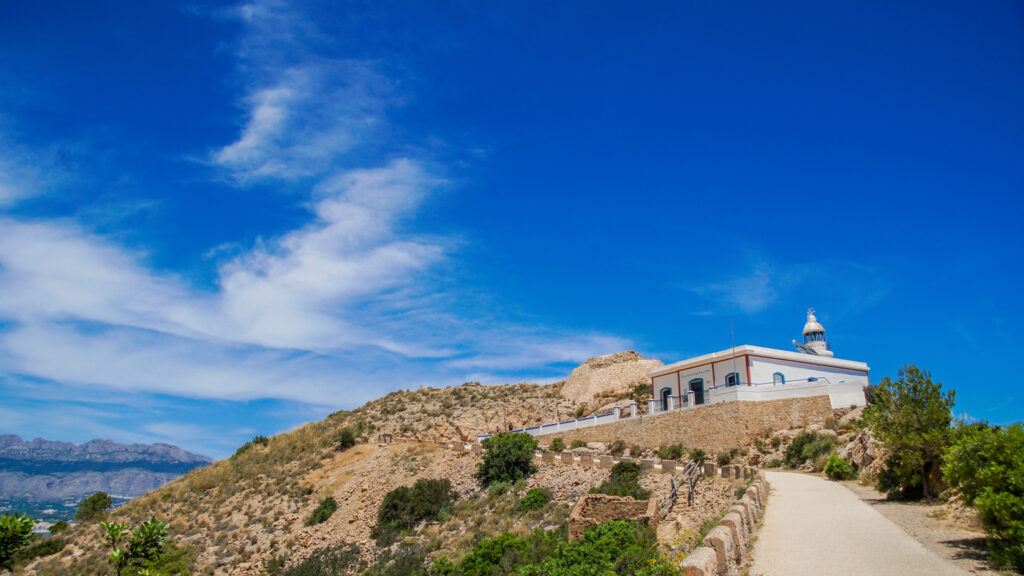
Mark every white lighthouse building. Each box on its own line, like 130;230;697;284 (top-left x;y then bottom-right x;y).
648;308;869;411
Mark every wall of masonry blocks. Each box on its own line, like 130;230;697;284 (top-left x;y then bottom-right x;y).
532;396;832;454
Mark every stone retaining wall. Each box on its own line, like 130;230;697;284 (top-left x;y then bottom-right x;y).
568;494;659;540
533;396;831;454
679;469;767;576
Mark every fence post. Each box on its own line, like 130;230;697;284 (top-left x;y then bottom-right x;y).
614;406;622;419
687;390;696;408
630;403;637;418
648;398;656;414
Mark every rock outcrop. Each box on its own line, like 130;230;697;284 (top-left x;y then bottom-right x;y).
559;351;663;405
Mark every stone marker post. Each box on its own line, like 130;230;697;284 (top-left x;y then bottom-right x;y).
630;403;637;418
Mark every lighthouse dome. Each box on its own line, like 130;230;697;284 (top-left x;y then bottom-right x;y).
802;312;825;335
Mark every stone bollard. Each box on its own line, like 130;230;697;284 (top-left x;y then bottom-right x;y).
619;456;634;463
719;512;746;550
453;442;465;452
640;458;655;470
579;454;594;467
745;486;760;509
731;504;752;533
679;546;718;576
561;451;575;465
661;459;676;473
599;455;614;469
739;495;758;523
703;525;736;573
542;451;555;463
704;462;717;477
471;443;482;454
733;466;743;479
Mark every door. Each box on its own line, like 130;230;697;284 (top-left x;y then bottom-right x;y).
660;388;671;411
689;378;705;405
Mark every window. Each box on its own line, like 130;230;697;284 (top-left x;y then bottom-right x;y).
773;372;785;385
725;372;740;386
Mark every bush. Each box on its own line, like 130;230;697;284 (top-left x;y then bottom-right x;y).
0;513;35;570
548;437;565;452
825;455;856;480
336;428;357;451
716;453;732;466
593;462;650;500
568;440;586;449
865;365;955;500
488;481;511;498
268;541;360;576
943;422;1024;571
688;448;707;464
233;434;270;458
518;520;672;576
783;432;836;468
609;440;627;457
75;491;113;521
629;445;644;458
307;496;338;526
765;458;783;468
517;488;550;512
771;436;783;449
824;417;838;430
372;479;457;545
656;444;684;461
477;432;538;487
12;536;66;565
48;520;69;535
574;405;586;418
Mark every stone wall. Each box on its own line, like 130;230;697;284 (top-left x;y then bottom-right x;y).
568;494;659;541
536;396;832;454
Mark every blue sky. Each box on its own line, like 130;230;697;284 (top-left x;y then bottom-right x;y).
0;0;1021;458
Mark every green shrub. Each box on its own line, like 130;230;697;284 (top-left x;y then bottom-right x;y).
48;520;69;535
488;481;511;498
688;448;707;464
865;365;955;500
372;479;457;545
570;440;587;449
784;432;836;468
629;444;644;458
656;444;684;461
574;405;586;418
518;520;673;576
11;536;66;564
592;462;650;500
771;436;783;449
753;438;768;453
75;491;113;521
548;437;565;452
518;488;550;512
609;440;627;457
307;496;338;526
233;435;270;458
825;455;856;480
824;417;838;430
268;541;360;576
0;513;35;570
336;428;357;451
943;422;1024;571
716;452;732;466
765;458;783;468
476;432;538;487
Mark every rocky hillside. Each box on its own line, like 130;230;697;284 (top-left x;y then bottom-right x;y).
19;352;669;575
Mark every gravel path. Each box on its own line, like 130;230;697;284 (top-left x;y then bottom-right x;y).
748;471;970;576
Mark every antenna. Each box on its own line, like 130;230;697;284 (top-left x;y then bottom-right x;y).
731;318;737;384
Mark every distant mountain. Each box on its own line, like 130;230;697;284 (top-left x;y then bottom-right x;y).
0;434;213;522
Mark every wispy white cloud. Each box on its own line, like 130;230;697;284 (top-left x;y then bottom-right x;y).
690;257;889;316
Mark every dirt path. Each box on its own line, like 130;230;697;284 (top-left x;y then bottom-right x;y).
748;471;970;576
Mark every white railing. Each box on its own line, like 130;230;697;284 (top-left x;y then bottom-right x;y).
476;378;865;442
